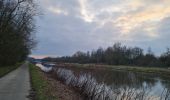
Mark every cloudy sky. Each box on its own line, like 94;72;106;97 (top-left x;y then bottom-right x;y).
33;0;170;57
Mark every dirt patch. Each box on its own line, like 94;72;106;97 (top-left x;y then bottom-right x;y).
41;71;83;100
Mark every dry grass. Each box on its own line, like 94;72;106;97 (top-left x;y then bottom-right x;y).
53;67;170;100
29;63;83;100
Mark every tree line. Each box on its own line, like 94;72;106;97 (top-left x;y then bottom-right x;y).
44;43;170;67
0;0;36;66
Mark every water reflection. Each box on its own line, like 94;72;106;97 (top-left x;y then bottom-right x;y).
57;66;170;96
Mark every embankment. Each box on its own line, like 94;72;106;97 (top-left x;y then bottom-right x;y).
29;63;83;100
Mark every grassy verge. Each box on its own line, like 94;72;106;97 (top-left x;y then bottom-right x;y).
29;63;57;100
0;63;21;78
61;63;170;76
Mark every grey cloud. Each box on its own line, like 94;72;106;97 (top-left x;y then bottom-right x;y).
33;0;170;56
39;0;81;17
35;7;100;55
157;17;170;38
123;16;170;55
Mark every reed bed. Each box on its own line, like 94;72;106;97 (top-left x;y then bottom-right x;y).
38;64;170;100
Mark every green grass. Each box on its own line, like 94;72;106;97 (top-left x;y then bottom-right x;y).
29;63;57;100
0;63;21;78
107;65;170;76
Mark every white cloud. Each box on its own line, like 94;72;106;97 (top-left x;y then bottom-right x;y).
79;0;94;22
47;6;68;15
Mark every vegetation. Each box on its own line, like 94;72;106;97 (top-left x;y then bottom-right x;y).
0;0;36;66
43;43;170;68
0;63;21;77
53;67;170;100
60;63;170;77
29;63;57;100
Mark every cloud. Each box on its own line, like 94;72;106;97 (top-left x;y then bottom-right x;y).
33;0;170;56
157;17;170;37
47;7;68;15
79;0;94;22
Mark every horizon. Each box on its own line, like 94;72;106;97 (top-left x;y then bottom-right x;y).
33;0;170;56
30;44;169;59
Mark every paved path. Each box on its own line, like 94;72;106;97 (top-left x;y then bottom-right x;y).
0;62;30;100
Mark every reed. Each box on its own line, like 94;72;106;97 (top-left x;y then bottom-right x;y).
38;64;170;100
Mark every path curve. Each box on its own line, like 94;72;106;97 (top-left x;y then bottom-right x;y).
0;62;30;100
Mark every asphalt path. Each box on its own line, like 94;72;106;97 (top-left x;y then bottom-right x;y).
0;62;30;100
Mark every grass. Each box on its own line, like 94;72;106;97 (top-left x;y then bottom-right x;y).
0;63;21;78
61;63;170;76
29;63;57;100
55;67;170;100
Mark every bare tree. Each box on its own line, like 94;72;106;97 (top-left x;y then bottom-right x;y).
0;0;37;66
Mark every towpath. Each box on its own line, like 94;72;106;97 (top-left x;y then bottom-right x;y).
0;62;30;100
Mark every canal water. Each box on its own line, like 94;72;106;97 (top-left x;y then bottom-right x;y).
56;66;170;97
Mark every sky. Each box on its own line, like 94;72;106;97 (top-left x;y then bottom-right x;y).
32;0;170;57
